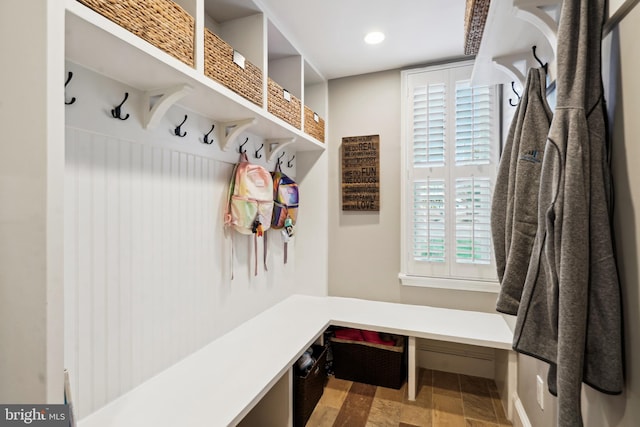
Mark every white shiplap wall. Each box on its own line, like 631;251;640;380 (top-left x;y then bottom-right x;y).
64;63;302;418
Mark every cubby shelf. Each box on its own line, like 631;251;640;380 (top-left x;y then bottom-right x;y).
65;0;327;151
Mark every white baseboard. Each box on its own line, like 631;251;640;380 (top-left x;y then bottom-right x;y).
512;393;532;427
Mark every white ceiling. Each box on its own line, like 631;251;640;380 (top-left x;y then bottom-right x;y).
206;0;468;81
259;0;467;80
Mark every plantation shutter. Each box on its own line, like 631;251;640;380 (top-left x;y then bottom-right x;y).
454;177;492;265
403;63;497;282
412;83;446;167
455;83;492;165
412;178;446;263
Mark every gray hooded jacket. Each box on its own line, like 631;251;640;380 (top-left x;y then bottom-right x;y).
511;0;624;425
492;67;553;315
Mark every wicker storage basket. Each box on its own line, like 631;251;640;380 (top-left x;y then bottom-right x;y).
268;78;302;129
304;106;325;142
293;345;328;427
464;0;491;56
77;0;194;67
204;29;263;106
330;334;406;389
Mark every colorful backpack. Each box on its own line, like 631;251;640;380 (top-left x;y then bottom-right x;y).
225;152;274;276
271;162;299;263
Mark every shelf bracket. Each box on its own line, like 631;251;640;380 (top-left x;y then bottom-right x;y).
266;138;296;162
513;1;559;59
143;84;193;129
219;118;257;152
492;52;532;86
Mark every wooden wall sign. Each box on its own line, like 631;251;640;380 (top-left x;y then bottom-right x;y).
341;134;380;211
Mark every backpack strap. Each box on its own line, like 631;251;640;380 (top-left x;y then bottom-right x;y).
251;234;268;276
225;152;248;227
263;231;268;272
253;233;258;276
283;216;294;264
230;231;235;280
284;240;288;264
226;152;249;280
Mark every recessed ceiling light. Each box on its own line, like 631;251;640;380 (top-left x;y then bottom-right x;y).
364;31;385;45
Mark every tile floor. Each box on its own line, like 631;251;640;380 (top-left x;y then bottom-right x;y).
306;368;512;427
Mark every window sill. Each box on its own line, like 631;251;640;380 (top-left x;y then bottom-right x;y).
398;273;500;293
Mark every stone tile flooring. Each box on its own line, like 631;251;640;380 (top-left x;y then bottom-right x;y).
306;368;512;427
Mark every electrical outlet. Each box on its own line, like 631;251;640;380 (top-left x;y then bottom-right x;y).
536;375;544;410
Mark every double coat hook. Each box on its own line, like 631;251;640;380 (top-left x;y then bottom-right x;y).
203;124;215;144
255;143;264;159
508;81;521;107
532;45;548;73
287;155;295;168
111;92;130;120
64;71;76;105
238;137;249;154
174;115;188;137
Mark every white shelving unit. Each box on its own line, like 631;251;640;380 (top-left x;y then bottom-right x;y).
56;0;331;420
65;0;327;158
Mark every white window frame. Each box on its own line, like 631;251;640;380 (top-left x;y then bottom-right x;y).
399;61;500;293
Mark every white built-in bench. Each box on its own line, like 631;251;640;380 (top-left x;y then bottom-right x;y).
78;295;515;427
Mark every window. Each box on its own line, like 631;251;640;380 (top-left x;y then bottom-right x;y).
400;62;499;292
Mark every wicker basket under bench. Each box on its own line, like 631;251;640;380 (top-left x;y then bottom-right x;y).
330;333;407;389
77;0;195;67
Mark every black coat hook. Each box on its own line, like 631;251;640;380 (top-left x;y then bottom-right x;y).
255;143;264;159
532;45;548;73
287;155;295;168
64;71;76;105
239;137;249;154
111;92;130;120
276;152;286;168
509;81;521;107
174;115;188;137
203;124;215;144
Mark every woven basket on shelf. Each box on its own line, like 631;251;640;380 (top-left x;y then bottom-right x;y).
464;0;491;56
304;106;325;143
330;335;407;389
204;29;263;107
268;78;302;129
77;0;194;67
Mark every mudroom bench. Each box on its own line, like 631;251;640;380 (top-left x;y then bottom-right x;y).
78;295;515;427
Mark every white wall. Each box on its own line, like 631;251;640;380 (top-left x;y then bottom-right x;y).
64;63;325;418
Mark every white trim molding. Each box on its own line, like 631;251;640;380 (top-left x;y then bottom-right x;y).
398;273;500;293
513;393;533;427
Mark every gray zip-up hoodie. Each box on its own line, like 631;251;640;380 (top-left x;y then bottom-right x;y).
492;67;552;314
511;0;624;425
